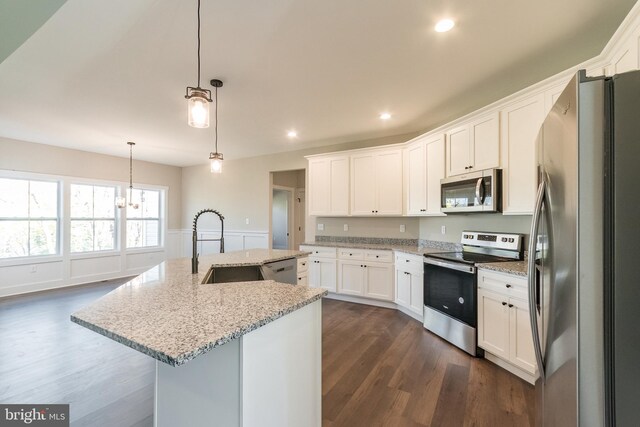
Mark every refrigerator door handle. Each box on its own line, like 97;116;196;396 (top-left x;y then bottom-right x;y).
528;179;546;381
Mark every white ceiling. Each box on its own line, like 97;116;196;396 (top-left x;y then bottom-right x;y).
0;0;635;166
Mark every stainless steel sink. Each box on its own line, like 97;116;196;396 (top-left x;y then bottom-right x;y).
201;265;263;284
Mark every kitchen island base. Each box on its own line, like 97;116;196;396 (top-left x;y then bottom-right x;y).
154;299;322;427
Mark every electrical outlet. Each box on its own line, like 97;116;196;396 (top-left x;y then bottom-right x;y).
245;218;249;225
400;224;406;233
317;223;324;231
343;224;348;231
441;225;446;235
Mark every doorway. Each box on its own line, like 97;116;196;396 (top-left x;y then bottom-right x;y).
272;187;293;249
270;170;306;250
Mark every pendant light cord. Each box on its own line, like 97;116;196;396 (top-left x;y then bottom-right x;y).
214;86;218;152
129;143;133;192
197;0;201;88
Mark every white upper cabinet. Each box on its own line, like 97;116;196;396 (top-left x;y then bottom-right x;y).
307;155;349;216
500;94;545;214
350;148;402;216
446;112;500;177
404;134;445;216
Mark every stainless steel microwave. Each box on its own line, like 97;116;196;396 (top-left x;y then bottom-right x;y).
440;168;502;213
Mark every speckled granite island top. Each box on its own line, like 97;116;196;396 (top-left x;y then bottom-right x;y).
71;250;326;367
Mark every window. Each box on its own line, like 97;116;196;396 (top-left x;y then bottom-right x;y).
0;178;59;258
70;184;117;253
126;188;161;248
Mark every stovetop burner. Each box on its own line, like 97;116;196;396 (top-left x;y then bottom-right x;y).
426;251;515;265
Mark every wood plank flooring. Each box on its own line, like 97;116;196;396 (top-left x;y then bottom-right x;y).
0;282;534;426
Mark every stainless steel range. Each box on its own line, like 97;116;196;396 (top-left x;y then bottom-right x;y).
423;231;523;356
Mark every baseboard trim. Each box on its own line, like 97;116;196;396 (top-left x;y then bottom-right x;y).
484;352;538;385
324;292;397;309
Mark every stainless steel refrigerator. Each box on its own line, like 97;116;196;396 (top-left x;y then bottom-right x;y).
529;69;640;426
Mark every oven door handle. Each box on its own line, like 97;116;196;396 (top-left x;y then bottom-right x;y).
424;257;476;274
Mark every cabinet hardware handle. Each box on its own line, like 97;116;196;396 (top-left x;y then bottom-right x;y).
469;165;473;169
502;302;507;306
376;255;379;258
406;260;409;262
349;253;352;256
506;284;512;288
508;304;514;308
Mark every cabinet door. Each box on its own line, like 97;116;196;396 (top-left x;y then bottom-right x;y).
478;289;510;359
395;269;411;308
350;153;376;215
509;298;537;374
425;134;445;215
446;125;471;176
365;263;394;301
329;156;350;215
338;261;365;296
308;158;330;215
409;271;424;316
296;273;308;286
309;258;336;292
470;112;500;171
500;94;545;214
375;149;403;215
405;142;426;215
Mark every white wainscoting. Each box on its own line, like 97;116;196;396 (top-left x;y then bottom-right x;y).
0;229;269;298
172;229;270;259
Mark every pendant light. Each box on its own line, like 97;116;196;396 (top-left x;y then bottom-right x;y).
209;79;224;174
185;0;212;128
116;142;139;209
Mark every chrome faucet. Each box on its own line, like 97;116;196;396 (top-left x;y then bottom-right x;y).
192;209;225;274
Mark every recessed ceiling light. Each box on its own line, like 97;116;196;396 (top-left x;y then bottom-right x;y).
435;19;455;33
379;113;391;120
287;130;297;138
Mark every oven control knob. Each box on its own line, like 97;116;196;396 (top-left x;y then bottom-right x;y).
509;238;515;243
458;297;464;304
501;237;507;242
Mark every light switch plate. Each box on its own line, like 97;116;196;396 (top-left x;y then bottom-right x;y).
441;225;446;235
400;224;406;233
343;224;348;231
317;223;324;231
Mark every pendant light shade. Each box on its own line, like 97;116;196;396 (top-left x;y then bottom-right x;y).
209;79;224;174
209;152;223;173
187;89;211;128
185;0;211;128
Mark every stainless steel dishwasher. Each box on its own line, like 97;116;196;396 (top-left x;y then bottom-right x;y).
259;258;297;285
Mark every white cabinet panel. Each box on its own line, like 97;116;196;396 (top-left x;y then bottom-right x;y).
307;156;349;216
470;113;500;171
425;135;446;215
308;258;336;292
500;94;545;214
350;153;377;215
446;113;499;177
509;297;537;373
395;269;411;308
364;263;393;301
375;150;403;215
446;125;471;177
405;142;426;215
338;261;366;296
408;271;423;315
478;288;510;359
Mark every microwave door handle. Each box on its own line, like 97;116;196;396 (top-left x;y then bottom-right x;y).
528;179;546;381
475;178;484;205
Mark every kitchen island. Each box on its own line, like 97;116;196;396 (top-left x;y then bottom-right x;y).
71;249;326;427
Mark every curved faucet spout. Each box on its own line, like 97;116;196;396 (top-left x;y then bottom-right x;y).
192;209;225;274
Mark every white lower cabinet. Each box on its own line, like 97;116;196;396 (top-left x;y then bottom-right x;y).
394;253;424;318
308;258;337;292
477;269;537;382
338;256;394;301
337;260;366;296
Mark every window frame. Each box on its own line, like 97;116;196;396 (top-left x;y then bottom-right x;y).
69;183;119;254
0;175;61;261
125;186;165;251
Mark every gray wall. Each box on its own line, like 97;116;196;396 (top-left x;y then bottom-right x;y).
419;214;532;245
315;217;421;239
0;136;183;229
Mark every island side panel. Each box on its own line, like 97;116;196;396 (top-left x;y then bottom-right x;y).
154;339;241;427
241;299;322;427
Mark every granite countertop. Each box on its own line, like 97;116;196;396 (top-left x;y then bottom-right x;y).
476;260;528;277
71;249;326;367
301;241;528;277
300;241;453;256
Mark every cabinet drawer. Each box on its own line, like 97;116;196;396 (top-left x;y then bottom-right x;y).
296;271;308;286
394;252;423;272
297;257;309;273
300;245;337;259
364;250;393;263
478;269;528;300
338;248;365;260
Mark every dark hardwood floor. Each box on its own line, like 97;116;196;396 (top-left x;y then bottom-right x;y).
0;282;534;427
